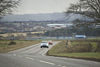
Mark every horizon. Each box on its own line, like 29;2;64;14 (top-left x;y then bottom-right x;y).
11;12;66;15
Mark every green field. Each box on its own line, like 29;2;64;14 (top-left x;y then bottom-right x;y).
0;40;41;53
47;39;100;62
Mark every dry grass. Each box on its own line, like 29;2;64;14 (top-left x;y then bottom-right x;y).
0;40;41;53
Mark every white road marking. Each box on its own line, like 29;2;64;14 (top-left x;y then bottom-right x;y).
13;54;16;56
26;57;34;60
38;49;45;55
41;50;46;56
58;65;62;66
39;60;55;65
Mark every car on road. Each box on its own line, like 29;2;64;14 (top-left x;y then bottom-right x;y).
40;41;49;48
48;40;53;45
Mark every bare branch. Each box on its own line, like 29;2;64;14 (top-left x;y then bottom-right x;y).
67;0;100;22
0;0;20;18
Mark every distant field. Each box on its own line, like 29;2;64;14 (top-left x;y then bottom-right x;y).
0;33;27;37
0;40;41;53
47;39;100;62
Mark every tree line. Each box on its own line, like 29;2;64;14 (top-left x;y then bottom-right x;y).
0;0;20;19
44;27;100;37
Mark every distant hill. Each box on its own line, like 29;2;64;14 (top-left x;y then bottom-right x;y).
64;13;94;22
0;13;94;22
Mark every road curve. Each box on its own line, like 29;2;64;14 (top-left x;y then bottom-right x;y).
0;41;100;67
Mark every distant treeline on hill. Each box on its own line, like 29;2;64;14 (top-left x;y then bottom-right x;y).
44;27;100;37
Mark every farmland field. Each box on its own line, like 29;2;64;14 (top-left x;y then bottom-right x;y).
0;40;41;53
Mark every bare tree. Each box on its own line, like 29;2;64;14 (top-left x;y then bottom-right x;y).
0;0;20;18
67;0;100;22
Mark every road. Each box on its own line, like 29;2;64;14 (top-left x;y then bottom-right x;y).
0;41;100;67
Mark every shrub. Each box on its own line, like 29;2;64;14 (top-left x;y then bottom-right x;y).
66;43;92;53
8;41;16;45
95;42;100;52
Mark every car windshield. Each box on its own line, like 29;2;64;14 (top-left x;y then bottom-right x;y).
41;42;47;43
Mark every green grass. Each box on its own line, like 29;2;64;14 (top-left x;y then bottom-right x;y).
87;37;100;40
71;41;98;49
47;39;100;62
0;40;41;53
47;40;67;54
49;52;100;59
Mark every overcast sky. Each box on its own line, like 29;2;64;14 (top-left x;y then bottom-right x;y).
14;0;78;14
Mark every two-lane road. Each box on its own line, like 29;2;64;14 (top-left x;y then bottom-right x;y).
0;41;100;67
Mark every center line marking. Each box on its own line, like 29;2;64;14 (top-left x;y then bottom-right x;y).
13;54;16;56
26;57;34;60
39;60;55;65
58;65;62;66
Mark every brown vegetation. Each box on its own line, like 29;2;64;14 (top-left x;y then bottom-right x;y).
0;40;41;53
67;39;100;53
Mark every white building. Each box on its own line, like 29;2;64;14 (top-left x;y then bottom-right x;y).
47;24;67;29
47;23;73;29
95;25;100;28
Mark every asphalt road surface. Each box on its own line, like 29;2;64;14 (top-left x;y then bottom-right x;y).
0;41;100;67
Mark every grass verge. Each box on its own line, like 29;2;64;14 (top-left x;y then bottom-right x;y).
47;40;100;62
0;40;41;53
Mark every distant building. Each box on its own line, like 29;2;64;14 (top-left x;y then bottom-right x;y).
34;26;44;29
66;23;73;27
47;24;67;29
33;26;45;31
95;25;100;28
75;35;86;38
